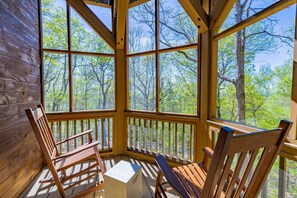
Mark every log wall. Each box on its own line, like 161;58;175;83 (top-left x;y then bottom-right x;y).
0;0;43;197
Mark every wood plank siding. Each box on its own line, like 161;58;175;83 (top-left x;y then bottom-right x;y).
0;0;43;197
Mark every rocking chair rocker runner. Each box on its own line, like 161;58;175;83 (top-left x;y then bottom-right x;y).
155;120;292;198
26;104;105;197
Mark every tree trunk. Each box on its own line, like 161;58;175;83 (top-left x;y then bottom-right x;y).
235;1;246;124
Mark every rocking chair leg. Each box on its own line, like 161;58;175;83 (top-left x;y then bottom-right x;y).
94;147;105;174
155;170;167;198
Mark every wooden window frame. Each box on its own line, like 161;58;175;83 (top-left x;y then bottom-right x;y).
40;0;116;114
126;0;200;117
209;0;297;139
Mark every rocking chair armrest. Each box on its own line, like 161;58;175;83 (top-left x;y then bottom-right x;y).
56;130;93;145
155;156;190;198
52;141;99;161
202;147;213;159
199;147;214;171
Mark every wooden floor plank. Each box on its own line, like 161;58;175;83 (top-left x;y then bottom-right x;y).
22;155;178;198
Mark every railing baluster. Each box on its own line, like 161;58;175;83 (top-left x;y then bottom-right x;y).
58;121;62;153
49;116;113;153
144;119;147;153
138;119;142;152
190;125;193;161
101;119;104;150
127;118;131;149
80;120;84;145
162;121;165;155
133;118;136;150
169;122;172;159
125;116;196;163
108;118;110;149
88;119;91;140
150;120;153;154
175;123;178;161
74;120;77;148
156;120;159;154
182;124;185;162
278;156;286;198
66;121;69;152
95;119;98;143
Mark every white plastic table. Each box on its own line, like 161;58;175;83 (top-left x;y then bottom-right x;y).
105;160;142;198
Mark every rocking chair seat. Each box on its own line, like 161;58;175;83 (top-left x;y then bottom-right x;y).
55;142;100;171
172;163;207;197
154;120;292;198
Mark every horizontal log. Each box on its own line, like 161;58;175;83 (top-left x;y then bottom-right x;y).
0;54;40;76
0;111;40;132
0;102;40;118
0;139;42;184
0;2;39;42
0;80;40;93
0;16;39;50
0;68;40;85
0;28;39;58
0;0;38;33
0;92;41;105
0;122;35;147
0;41;39;66
20;0;39;18
0;151;43;197
15;0;39;23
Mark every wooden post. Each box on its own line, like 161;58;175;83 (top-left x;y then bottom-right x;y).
290;4;297;140
278;156;287;198
115;48;127;154
197;0;210;162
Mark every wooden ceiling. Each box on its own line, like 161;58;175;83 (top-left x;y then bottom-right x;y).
84;0;141;7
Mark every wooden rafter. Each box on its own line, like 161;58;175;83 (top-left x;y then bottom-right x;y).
178;0;209;33
83;0;111;8
209;0;236;33
69;0;116;49
129;0;150;8
214;0;296;40
116;0;129;49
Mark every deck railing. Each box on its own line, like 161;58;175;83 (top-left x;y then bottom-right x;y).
126;112;197;163
207;120;297;198
47;113;114;154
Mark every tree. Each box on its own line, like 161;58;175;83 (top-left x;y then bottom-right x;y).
218;0;294;125
128;0;198;114
42;0;115;112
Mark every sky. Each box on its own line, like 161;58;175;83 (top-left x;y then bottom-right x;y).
49;0;296;69
53;0;112;30
252;5;296;68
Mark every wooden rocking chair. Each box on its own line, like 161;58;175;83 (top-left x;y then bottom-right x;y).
25;104;105;197
155;120;292;198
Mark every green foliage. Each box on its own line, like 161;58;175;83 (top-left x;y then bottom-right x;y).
218;1;295;129
42;0;114;112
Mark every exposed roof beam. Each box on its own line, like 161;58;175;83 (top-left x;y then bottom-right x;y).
69;0;116;49
214;0;296;40
209;0;236;32
83;0;111;8
178;0;209;33
129;0;150;8
116;0;129;49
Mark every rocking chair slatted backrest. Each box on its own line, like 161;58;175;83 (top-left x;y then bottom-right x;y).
201;120;292;198
26;105;105;197
26;104;58;160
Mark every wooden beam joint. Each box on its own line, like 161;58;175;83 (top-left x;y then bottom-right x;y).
178;0;209;33
69;0;116;49
116;0;129;49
